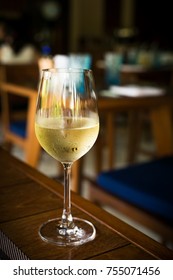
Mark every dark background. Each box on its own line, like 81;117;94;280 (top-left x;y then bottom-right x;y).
0;0;173;55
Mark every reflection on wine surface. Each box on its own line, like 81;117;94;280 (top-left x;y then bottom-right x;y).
35;68;99;246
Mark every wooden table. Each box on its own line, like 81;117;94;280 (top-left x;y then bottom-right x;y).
0;148;173;260
95;91;173;172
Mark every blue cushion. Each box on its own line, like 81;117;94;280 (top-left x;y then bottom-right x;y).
10;121;26;138
97;156;173;224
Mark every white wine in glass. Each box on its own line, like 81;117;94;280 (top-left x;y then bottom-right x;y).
35;68;99;246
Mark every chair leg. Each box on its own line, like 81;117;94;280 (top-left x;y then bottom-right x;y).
25;140;41;167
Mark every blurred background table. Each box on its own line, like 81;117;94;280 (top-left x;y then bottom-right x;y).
96;89;173;173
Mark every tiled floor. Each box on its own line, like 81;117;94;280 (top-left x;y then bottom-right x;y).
1;120;172;250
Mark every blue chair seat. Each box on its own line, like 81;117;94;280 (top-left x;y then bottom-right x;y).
97;156;173;224
10;121;27;138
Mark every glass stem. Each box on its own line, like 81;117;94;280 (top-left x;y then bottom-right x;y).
61;163;74;228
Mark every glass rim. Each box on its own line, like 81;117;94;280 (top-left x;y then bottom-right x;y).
41;68;93;74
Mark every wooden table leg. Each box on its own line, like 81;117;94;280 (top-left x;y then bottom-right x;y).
94;131;103;174
95;112;115;173
150;105;173;156
127;111;142;164
106;112;115;169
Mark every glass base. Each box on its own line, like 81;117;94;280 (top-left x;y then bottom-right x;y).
39;217;96;246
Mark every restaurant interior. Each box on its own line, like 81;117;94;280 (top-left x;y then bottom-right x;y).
0;0;173;252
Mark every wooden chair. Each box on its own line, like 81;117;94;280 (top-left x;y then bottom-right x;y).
86;84;173;244
88;156;173;246
0;82;41;167
0;81;83;193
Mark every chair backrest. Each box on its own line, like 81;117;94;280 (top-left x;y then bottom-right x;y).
0;63;39;86
0;63;40;114
0;82;41;167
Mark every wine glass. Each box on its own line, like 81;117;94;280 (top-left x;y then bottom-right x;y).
35;68;99;246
